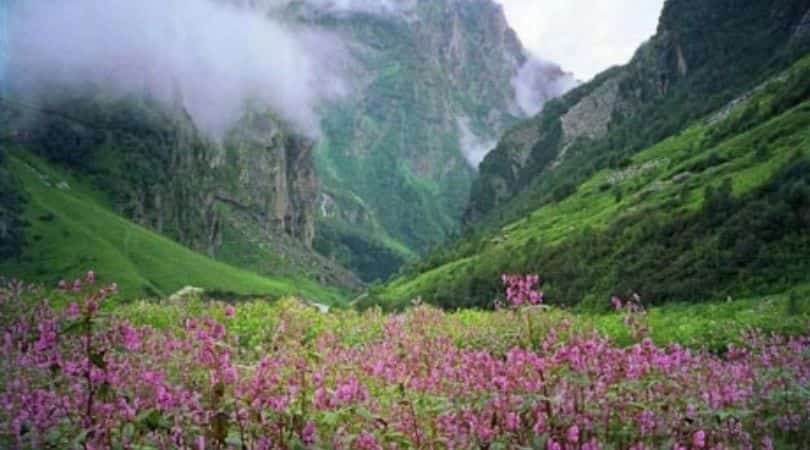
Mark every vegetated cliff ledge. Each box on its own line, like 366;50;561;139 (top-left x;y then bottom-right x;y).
1;93;360;291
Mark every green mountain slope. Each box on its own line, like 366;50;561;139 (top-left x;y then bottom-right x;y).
371;53;810;310
0;150;346;303
290;0;574;281
466;0;810;227
0;92;361;293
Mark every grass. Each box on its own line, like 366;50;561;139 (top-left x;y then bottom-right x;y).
115;284;810;354
0;151;346;303
586;287;810;349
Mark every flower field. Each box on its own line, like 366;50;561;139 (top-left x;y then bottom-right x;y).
1;273;809;449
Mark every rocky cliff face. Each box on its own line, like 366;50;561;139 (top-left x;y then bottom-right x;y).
284;0;574;280
219;109;317;248
466;0;810;224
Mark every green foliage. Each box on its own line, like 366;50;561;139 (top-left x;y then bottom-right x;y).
0;146;26;259
314;219;409;283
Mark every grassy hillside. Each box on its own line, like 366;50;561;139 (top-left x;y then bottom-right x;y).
372;55;810;309
467;0;810;226
0;150;346;303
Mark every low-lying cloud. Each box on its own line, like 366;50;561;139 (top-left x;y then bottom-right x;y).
512;55;578;116
230;0;417;18
296;0;416;16
456;116;497;168
7;0;352;138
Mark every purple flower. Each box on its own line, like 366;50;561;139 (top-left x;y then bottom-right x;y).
567;424;580;444
66;302;80;318
120;324;141;351
501;274;543;308
692;430;706;449
301;421;316;445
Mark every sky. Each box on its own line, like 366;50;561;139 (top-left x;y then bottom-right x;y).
499;0;666;81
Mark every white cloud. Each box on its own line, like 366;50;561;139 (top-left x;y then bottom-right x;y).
299;0;416;15
8;0;352;138
456;116;496;168
240;0;417;17
512;56;578;116
497;0;665;81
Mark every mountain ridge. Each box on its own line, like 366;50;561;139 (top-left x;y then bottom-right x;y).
293;0;575;280
370;0;810;309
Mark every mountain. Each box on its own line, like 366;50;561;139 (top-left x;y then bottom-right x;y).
0;0;575;290
0;92;360;298
282;0;575;281
370;0;810;310
467;0;810;224
0;146;346;302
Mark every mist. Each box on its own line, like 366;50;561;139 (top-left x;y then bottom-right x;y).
295;0;416;16
224;0;417;18
456;116;496;168
6;0;352;138
512;55;578;116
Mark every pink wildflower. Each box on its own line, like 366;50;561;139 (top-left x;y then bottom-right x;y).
120;323;141;351
302;421;316;445
693;430;706;449
567;424;580;443
66;302;80;318
354;431;382;450
501;274;543;307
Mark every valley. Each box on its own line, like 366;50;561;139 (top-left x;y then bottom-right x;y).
1;0;810;447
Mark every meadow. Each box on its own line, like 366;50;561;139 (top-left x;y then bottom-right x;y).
1;273;808;449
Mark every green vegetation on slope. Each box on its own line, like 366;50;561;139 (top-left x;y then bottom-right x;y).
468;0;810;226
374;57;810;309
0;145;25;259
0;151;345;303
